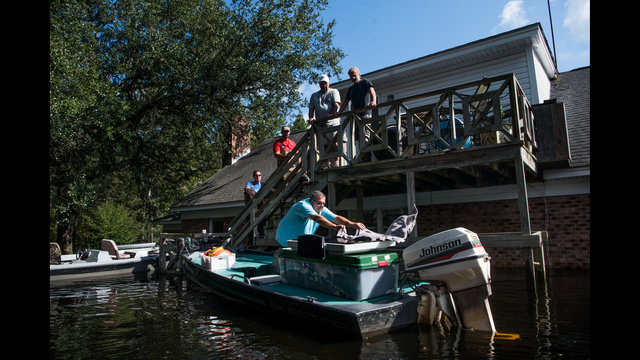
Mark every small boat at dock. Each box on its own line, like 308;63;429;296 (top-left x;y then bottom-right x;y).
50;240;160;285
181;228;497;340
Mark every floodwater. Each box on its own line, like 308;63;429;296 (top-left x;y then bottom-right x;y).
49;268;589;359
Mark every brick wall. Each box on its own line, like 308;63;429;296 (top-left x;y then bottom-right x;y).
415;193;590;269
181;219;210;234
181;218;235;235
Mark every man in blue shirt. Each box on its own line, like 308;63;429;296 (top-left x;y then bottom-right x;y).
274;190;366;247
244;170;263;201
245;170;267;236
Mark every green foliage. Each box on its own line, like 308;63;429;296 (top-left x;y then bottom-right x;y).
50;0;344;248
291;113;309;132
83;203;141;246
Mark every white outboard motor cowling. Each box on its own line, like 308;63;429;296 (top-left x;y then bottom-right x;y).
403;227;490;292
403;228;495;332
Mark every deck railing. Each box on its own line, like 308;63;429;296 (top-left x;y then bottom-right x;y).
311;72;536;176
228;73;536;247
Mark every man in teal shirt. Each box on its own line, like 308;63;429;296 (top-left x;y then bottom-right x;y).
275;190;366;247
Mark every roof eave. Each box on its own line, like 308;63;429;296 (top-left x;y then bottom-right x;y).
170;200;245;214
333;23;557;91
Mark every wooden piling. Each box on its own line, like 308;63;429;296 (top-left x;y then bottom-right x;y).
158;234;184;276
477;231;548;290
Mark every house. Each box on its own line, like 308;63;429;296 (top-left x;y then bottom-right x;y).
157;23;589;270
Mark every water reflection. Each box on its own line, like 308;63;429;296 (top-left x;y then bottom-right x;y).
50;269;589;359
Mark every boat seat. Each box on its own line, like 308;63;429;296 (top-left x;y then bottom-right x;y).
250;275;283;286
50;242;62;264
101;239;131;259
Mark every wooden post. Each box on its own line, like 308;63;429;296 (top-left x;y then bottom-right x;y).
515;155;537;290
479;231;547;288
158;237;182;276
356;181;364;223
159;240;167;273
514;157;531;235
309;126;317;183
328;182;337;236
250;207;257;246
534;231;548;285
176;238;184;279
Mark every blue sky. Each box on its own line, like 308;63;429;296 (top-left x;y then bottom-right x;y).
298;0;589;116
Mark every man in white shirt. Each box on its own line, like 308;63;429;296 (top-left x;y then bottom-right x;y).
308;74;342;168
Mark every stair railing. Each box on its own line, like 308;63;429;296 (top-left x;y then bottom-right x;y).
228;131;314;247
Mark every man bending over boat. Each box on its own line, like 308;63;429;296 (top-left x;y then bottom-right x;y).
274;190;365;247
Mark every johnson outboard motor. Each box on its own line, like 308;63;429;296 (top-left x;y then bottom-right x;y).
403;227;495;333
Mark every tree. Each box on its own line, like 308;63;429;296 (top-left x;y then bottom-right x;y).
50;0;344;252
82;203;141;246
291;113;309;132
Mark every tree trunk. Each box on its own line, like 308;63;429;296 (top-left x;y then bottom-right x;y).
57;221;75;254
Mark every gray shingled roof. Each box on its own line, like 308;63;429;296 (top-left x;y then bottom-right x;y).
170;131;305;209
550;66;590;167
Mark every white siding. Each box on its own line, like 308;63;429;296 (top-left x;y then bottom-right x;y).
335;52;539;123
377;52;531;106
333;24;557;111
529;48;552;103
336;49;546;117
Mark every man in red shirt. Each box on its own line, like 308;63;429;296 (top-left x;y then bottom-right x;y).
273;126;309;194
273;126;297;166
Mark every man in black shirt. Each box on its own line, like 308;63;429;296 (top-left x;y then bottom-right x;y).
338;67;377;116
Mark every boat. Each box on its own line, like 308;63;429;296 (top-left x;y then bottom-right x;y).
50;239;160;284
180;227;497;340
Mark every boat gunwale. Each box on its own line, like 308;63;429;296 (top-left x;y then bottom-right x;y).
181;250;422;339
182;250;426;311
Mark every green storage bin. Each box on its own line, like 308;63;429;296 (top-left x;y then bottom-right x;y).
278;249;400;300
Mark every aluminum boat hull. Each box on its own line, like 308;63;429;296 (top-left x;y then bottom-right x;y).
50;248;159;284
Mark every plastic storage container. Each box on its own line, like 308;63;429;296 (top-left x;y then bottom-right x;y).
278;249;399;300
200;253;236;270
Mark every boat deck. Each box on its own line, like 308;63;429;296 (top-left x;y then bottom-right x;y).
188;250;417;305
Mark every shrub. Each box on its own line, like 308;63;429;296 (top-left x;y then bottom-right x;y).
84;203;140;245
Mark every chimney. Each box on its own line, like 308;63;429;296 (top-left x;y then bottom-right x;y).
223;115;251;166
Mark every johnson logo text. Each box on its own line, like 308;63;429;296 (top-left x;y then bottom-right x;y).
418;238;462;257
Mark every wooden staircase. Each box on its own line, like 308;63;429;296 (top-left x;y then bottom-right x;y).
227;130;329;248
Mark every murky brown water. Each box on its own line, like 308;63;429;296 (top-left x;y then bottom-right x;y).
50;268;589;359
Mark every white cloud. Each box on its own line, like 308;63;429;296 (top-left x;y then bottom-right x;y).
492;0;530;33
563;0;590;42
